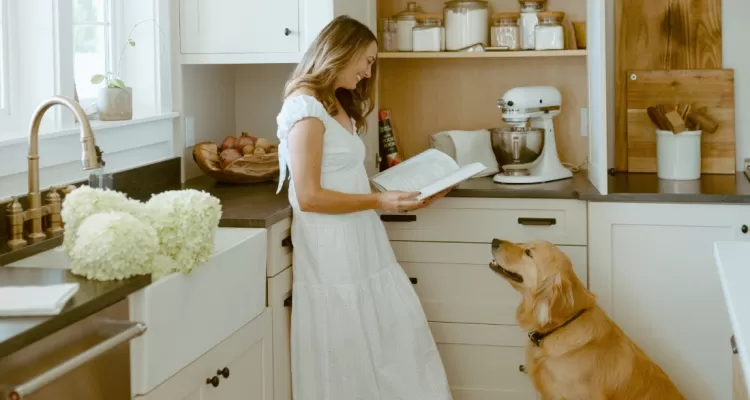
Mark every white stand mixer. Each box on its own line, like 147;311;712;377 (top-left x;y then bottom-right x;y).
492;86;573;184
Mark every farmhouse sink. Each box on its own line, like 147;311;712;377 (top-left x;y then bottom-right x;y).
7;227;269;395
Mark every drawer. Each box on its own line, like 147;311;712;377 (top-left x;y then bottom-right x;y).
381;198;586;246
393;241;587;325
430;322;536;400
268;266;293;400
267;218;293;277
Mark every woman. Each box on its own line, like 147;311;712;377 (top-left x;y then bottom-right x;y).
275;15;454;400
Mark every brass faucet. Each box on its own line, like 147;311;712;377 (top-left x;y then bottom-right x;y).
5;96;103;250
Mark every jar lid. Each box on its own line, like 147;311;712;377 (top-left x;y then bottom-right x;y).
537;11;565;21
416;13;444;21
444;0;489;10
395;1;423;20
492;12;520;21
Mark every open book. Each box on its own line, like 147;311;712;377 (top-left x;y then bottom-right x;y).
370;149;487;201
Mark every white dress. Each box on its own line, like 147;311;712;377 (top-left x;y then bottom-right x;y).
276;95;453;400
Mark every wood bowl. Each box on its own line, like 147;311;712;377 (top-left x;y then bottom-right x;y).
192;141;280;184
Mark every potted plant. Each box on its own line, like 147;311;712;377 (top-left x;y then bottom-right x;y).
90;19;164;121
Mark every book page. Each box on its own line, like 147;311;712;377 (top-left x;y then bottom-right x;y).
370;149;460;193
416;162;487;201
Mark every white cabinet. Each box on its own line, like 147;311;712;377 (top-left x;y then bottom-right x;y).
179;0;300;56
266;218;294;400
137;309;273;400
588;202;750;400
177;0;376;64
385;197;588;399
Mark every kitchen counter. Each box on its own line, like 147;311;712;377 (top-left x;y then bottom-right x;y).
714;241;750;394
0;267;150;359
585;172;750;203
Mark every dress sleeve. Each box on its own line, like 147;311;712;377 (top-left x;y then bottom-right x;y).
275;95;329;194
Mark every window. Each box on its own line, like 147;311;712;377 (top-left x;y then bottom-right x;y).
72;0;115;103
0;0;9;115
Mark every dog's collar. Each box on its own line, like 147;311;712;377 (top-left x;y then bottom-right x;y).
528;308;588;347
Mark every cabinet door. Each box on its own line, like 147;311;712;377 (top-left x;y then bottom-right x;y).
179;0;299;55
268;266;293;400
589;202;745;400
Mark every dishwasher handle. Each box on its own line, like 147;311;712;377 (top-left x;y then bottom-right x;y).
2;322;146;400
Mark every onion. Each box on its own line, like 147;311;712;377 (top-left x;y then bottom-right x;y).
235;132;255;151
220;136;236;151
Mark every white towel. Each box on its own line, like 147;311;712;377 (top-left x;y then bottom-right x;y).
0;283;80;317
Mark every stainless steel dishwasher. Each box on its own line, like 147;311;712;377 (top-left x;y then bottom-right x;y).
0;300;145;400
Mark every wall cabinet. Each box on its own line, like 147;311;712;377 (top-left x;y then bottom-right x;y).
136;309;273;400
384;197;588;399
588;202;750;400
177;0;376;64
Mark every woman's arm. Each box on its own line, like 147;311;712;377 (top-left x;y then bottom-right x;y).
287;117;382;214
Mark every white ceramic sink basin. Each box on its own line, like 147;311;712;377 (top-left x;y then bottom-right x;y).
8;227;269;395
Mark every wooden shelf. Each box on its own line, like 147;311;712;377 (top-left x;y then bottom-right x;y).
378;50;587;59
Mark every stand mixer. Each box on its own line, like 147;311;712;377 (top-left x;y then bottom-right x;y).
490;86;573;184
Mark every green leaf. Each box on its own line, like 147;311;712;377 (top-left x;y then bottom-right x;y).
112;78;127;89
90;74;105;84
128;38;136;47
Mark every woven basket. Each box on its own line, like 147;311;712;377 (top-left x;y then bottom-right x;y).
192;142;280;184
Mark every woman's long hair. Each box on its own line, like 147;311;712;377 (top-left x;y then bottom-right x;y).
284;16;378;134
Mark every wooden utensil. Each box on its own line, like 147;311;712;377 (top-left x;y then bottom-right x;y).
626;69;735;174
664;110;686;133
614;0;723;171
647;106;672;131
686;107;720;134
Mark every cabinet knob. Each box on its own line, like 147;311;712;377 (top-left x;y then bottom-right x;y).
519;365;526;373
217;367;230;378
206;376;220;387
284;28;292;36
742;225;748;234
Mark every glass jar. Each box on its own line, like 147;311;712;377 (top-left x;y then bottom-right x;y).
395;2;423;51
443;0;489;51
490;12;520;50
380;18;398;51
519;0;545;50
413;14;445;52
535;11;565;50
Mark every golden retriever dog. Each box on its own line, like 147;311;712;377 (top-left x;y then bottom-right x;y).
489;238;685;400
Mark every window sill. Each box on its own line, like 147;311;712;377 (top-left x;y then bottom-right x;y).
0;112;179;148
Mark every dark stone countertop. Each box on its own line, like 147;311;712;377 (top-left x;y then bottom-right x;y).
0;267;150;359
448;172;597;200
584;172;750;203
182;175;292;228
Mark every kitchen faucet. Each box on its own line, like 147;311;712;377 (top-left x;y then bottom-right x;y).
5;95;103;249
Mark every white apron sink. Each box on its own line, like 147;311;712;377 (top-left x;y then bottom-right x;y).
7;227;268;395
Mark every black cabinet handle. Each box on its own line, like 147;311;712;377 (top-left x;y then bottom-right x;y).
206;376;219;387
409;277;418;284
742;225;748;234
282;236;293;248
732;335;738;354
519;365;526;373
284;293;293;307
217;367;230;378
380;214;417;222
518;217;556;226
284;28;292;36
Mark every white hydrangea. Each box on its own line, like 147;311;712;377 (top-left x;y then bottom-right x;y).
69;211;159;281
144;189;222;275
61;186;146;252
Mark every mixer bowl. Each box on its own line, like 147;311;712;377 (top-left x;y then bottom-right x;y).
490;126;544;175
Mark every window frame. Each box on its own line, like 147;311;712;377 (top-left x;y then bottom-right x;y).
70;0;117;108
0;0;10;116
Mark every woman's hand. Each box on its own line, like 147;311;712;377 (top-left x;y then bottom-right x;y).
377;191;422;212
414;186;453;209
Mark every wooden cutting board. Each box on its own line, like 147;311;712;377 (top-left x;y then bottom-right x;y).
626;69;735;174
614;0;723;171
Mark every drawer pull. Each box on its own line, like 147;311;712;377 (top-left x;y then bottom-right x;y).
284;294;293;307
2;322;146;399
518;217;557;226
217;367;230;378
409;277;418;284
206;376;220;387
281;236;293;249
732;335;739;354
380;214;417;223
519;365;526;373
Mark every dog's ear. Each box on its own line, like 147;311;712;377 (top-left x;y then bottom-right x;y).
532;272;575;326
